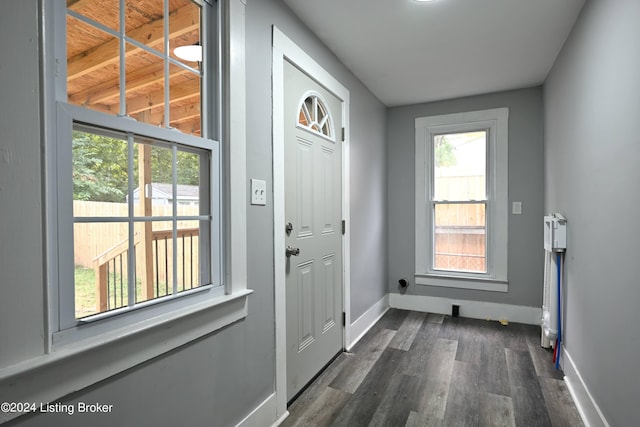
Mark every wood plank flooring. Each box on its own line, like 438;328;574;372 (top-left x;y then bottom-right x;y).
282;309;583;427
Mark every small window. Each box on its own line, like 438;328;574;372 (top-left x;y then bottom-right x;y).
415;108;509;292
297;93;334;139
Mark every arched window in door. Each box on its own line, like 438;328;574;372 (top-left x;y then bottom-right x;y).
297;92;334;140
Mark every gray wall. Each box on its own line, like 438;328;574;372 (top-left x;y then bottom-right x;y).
387;88;544;307
544;0;640;425
2;0;387;426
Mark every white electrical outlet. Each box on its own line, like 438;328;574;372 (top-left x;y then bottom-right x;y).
250;179;267;206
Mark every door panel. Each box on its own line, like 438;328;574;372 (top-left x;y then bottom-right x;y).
284;60;343;400
296;137;314;238
297;260;315;351
321;146;336;234
321;254;337;332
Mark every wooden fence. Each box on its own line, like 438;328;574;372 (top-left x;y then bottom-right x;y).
433;175;487;272
435;232;486;272
74;201;201;293
74;201;200;268
434;174;485;201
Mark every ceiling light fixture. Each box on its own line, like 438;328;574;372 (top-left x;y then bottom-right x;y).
174;43;202;62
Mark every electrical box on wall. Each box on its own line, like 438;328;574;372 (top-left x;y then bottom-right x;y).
544;213;567;252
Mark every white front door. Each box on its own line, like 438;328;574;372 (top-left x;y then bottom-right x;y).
284;60;343;401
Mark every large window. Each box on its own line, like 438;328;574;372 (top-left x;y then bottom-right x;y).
415;108;509;292
49;0;235;342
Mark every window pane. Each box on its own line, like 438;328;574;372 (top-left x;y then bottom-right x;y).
170;0;202;68
434;203;486;273
176;221;204;292
74;222;131;319
67;14;120;115
133;141;174;217
125;1;164;52
304;97;314;122
176;149;203;217
170;0;202;135
135;221;175;304
169;63;202;135
72;129;128;217
126;46;165;125
316;101;330;136
129;220;207;301
175;147;209;289
298;108;308;127
433;131;486;201
67;0;119;32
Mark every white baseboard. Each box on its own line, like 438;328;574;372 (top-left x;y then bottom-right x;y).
562;349;610;427
235;392;279;427
348;294;389;351
388;293;541;325
273;411;290;427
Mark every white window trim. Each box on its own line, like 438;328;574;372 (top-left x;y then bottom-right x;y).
0;1;248;419
415;108;508;292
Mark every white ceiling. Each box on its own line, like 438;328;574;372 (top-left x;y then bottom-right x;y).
282;0;586;107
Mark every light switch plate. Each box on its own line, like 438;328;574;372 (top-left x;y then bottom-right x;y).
512;201;522;215
251;179;267;205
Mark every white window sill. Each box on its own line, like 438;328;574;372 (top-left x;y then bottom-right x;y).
415;274;508;292
0;289;252;424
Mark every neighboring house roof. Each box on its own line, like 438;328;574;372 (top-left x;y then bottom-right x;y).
132;183;200;201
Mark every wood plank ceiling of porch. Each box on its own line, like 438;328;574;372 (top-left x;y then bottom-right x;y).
66;0;202;136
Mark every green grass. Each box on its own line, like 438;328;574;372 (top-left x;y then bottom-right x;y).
75;266;142;318
74;266;187;319
75;266;98;318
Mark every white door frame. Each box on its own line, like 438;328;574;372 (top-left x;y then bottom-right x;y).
272;26;351;419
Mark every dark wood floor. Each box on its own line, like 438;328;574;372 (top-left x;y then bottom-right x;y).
283;309;583;427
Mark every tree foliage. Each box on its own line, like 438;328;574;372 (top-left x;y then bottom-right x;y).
72;131;201;203
72;131;128;202
434;135;457;168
